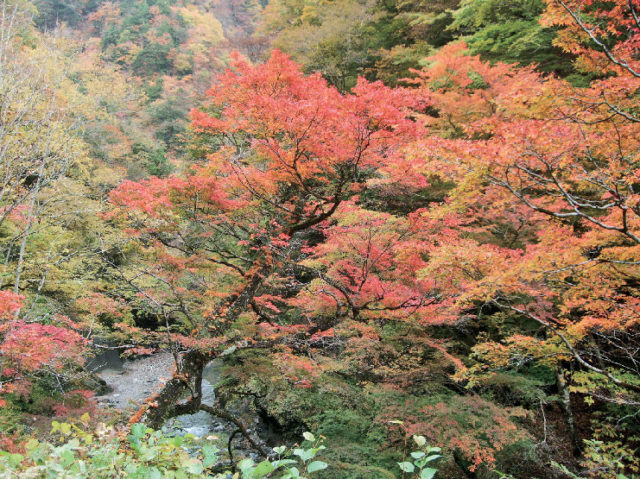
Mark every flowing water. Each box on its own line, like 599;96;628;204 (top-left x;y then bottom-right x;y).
161;361;228;438
91;349;264;447
86;348;125;375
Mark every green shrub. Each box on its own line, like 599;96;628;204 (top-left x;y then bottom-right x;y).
0;422;338;479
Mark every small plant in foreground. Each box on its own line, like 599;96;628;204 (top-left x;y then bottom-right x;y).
0;418;329;478
397;434;441;479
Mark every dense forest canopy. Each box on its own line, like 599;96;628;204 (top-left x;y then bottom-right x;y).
0;0;640;477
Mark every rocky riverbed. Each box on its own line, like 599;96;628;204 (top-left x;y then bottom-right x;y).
91;351;175;410
91;350;269;455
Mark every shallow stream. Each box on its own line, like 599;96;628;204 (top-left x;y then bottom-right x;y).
89;349;264;446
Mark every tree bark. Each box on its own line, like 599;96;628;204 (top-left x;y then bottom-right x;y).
133;348;269;458
556;369;581;455
140;349;209;428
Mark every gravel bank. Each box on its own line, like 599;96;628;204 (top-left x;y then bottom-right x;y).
96;352;175;410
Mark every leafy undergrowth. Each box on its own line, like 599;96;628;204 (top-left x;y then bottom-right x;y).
0;418;441;479
0;419;328;479
219;349;543;479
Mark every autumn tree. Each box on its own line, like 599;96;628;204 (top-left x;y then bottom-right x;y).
406;0;640;470
0;1;83;298
0;0;137;418
108;49;444;430
0;291;85;408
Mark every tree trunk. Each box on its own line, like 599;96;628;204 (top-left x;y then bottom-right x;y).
556;369;581;455
13;161;44;302
140;349;209;428
134;348;269;458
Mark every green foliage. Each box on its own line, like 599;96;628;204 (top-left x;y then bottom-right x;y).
1;422;208;478
133;43;171;75
124;143;173;178
397;435;441;479
264;0;381;91
144;78;164;102
238;433;329;479
148;97;188;148
0;422;333;479
260;0;585;87
219;349;533;479
470;370;552;408
445;0;577;75
98;0;188;75
33;0;91;29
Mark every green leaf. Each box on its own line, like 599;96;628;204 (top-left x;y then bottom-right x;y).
285;467;301;478
251;460;276;477
24;439;39;452
187;461;203;475
60;449;75;467
7;453;24;468
273;459;298;468
131;423;146;439
202;445;219;468
411;451;426;459
398;461;415;473
293;448;314;462
413;435;426;447
128;435;141;453
136;466;150;476
425;455;442;463
421;467;437;479
273;446;286;455
307;461;328;473
302;432;315;442
238;458;255;471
